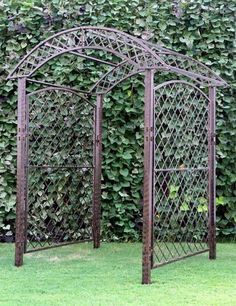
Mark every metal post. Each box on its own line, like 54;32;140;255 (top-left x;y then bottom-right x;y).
23;96;29;253
208;87;216;259
142;69;154;284
92;94;103;248
15;77;27;266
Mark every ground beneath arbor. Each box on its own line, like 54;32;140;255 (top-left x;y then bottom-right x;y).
0;242;235;306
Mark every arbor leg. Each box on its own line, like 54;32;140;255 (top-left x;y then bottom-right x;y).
15;78;27;266
92;94;103;248
208;87;216;260
142;70;154;284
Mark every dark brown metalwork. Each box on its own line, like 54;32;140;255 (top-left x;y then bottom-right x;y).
142;69;154;284
9;26;226;284
92;94;103;248
208;87;216;259
25;87;94;252
8;27;227;89
15;77;27;266
153;81;210;268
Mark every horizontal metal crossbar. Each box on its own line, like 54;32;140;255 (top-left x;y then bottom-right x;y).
26;78;91;95
28;165;94;169
152;248;209;269
25;239;93;253
155;167;208;173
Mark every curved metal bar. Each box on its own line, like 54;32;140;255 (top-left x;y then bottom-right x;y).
91;51;227;95
92;67;216;95
10;46;141;79
45;45;117;66
8;26;169;79
26;78;90;95
27;86;94;107
90;64;211;95
144;41;228;87
89;57;142;94
96;70;145;94
90;47;227;95
8;26;227;92
154;80;211;103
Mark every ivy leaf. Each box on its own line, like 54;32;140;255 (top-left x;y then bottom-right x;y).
120;168;129;177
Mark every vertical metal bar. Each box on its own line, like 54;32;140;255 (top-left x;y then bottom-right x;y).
23;95;29;253
92;94;103;248
15;77;27;266
208;86;216;259
151;87;155;269
142;69;154;284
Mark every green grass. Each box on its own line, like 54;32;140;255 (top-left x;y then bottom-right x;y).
0;243;235;306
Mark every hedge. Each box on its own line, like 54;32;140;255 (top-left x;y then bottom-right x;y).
0;0;235;241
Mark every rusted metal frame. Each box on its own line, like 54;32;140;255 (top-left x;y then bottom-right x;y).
92;64;224;95
90;55;165;95
8;26;228;89
153;83;187;264
44;42;117;67
14;47;141;80
25;239;93;253
142;69;154;284
90;69;144;95
153;241;170;263
184;172;209;251
26;78;90;95
86;29;169;68
143;41;228;87
98;70;146;95
176;173;207;251
28;165;94;169
26;106;89;167
25;89;94;251
152;248;209;269
208;86;216;259
155;213;183;259
26;86;94;106
15;77;27;266
92;65;146;94
8;26;145;79
153;80;210;266
7;26;168;79
89;58;130;92
27;90;94;163
31;191;92;251
151;92;155;269
155;167;208;173
92;94;103;248
26;181;93;251
26;184;94;251
23;95;30;253
170;66;224;87
154;100;182;260
154;80;211;101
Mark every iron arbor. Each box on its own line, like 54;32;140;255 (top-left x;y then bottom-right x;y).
8;27;227;284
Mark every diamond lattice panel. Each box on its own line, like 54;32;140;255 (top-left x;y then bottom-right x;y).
153;81;209;267
26;89;94;251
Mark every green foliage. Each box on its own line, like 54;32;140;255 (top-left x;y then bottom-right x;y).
0;0;235;240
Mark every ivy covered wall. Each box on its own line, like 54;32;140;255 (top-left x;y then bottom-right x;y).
0;0;235;241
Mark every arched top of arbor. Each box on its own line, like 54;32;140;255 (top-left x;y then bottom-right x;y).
8;26;227;90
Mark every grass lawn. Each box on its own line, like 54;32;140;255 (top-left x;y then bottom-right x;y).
0;242;235;306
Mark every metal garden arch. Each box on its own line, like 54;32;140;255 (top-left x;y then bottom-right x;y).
8;26;227;284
